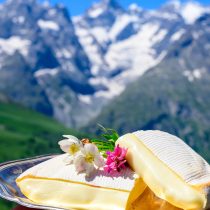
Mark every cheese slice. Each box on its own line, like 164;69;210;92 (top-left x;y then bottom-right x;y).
117;130;210;210
16;154;141;210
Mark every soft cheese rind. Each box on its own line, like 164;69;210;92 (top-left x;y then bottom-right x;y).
17;154;136;191
117;130;210;210
134;130;210;186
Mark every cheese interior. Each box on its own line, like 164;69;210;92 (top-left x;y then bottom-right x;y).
127;186;183;210
17;176;130;210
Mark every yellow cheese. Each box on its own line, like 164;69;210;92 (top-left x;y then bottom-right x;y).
17;176;130;210
127;186;183;210
16;130;210;210
126;177;147;206
117;132;208;210
16;154;138;210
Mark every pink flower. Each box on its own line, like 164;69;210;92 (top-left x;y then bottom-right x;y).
104;144;128;173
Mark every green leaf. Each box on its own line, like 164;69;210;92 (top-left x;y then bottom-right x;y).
97;123;108;133
90;124;120;152
108;139;115;144
101;134;112;140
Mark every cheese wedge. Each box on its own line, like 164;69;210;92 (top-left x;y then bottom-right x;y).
117;130;210;210
16;154;141;210
16;130;210;210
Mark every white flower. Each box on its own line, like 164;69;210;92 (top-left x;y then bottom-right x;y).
58;136;105;176
73;143;105;177
58;135;82;163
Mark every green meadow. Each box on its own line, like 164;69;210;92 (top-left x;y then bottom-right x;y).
0;102;82;209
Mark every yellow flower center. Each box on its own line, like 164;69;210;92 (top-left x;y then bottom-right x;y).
85;153;94;163
69;143;80;155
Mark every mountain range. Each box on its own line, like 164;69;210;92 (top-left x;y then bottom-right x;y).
86;12;210;160
0;0;210;149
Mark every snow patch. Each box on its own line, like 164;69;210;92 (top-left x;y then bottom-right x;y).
78;95;92;105
74;26;104;75
183;69;204;82
105;23;161;76
181;2;207;24
73;16;82;23
93;23;166;99
193;70;201;79
38;19;59;31
0;36;30;56
160;13;179;20
109;14;136;40
148;11;179;20
171;29;185;41
88;7;104;18
35;68;59;77
128;3;142;12
13;16;25;24
56;49;72;59
90;76;125;99
152;29;168;43
169;0;181;10
91;27;108;44
94;85;125;99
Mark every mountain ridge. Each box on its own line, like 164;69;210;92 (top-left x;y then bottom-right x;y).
0;0;209;128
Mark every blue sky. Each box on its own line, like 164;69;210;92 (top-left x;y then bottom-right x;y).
0;0;209;15
48;0;210;15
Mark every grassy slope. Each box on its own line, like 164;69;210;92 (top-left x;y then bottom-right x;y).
0;102;82;209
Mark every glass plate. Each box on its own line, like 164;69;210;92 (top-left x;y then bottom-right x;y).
0;155;67;210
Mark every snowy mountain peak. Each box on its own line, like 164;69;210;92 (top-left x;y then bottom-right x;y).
101;0;122;9
0;0;210;129
86;0;123;18
159;0;181;14
165;0;181;10
149;0;209;24
128;3;143;14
